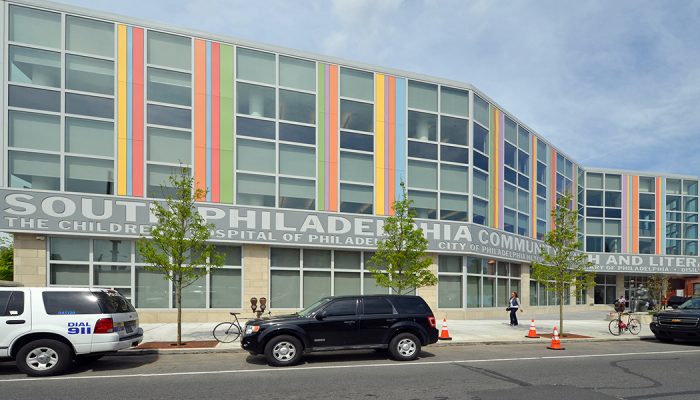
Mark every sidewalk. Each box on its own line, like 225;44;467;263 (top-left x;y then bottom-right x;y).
136;313;653;353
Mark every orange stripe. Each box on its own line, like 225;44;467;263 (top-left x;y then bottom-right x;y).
194;40;206;199
388;76;396;214
329;65;339;211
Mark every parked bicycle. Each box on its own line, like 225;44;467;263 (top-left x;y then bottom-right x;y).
608;313;641;336
213;312;243;343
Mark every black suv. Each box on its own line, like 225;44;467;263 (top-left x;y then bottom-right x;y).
651;297;700;342
241;295;439;366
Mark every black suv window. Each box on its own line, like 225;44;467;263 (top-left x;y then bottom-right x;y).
388;296;431;314
43;292;103;315
0;291;25;316
324;299;357;317
363;297;394;315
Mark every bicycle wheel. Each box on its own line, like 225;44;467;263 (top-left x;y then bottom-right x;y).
628;319;641;335
608;319;622;336
213;322;241;343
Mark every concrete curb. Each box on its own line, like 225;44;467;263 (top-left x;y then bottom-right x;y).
113;335;654;356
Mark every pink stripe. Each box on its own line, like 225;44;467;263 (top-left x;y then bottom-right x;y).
325;65;331;209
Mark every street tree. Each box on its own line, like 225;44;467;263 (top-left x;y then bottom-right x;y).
532;192;596;336
369;182;437;295
137;168;224;345
0;237;13;282
647;275;670;311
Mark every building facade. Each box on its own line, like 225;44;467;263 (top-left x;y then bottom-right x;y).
2;0;699;322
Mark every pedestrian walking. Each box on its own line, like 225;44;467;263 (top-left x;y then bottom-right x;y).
508;291;521;326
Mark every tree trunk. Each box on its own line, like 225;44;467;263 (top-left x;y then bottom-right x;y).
559;290;564;337
176;274;182;346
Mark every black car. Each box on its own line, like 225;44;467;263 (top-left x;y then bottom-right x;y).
666;296;690;309
241;295;439;366
650;297;700;342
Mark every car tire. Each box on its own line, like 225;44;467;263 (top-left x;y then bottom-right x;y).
16;339;73;377
389;332;421;361
264;335;303;367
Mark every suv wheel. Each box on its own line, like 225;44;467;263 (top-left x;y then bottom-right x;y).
264;335;303;367
389;333;421;361
16;339;73;377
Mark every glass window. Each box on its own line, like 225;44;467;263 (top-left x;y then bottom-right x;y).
440;116;468;146
94;265;131;286
279;56;315;91
324;299;358;316
439;276;462;308
271;270;300;308
473;151;489;172
473;123;489;154
408;111;437;141
50;238;89;261
505;184;517;209
587;173;603;189
210;269;242;308
66;118;114;157
9;111;60;151
148;31;191;70
279;89;315;124
66;93;114;119
303;272;331;307
334;272;361;295
66;55;114;95
666;179;681;194
408;141;438;160
517;151;529;175
440;164;468;193
363;275;387;295
340;68;373;101
147;67;191;106
684;181;698;196
586;237;603;252
146;165;189;199
147;104;191;129
685;197;698;213
237;139;275;173
408;81;438;112
237;83;275;119
9;151;60;190
440;87;469;117
271;248;300;268
136;267;169;308
504;117;517;144
587;219;603;235
441;193;468;221
338;152;373;183
147;127;191;164
9;85;60;112
237;48;275;84
605;175;621;190
335;251;361;270
504;209;516;233
214;246;242;265
473;198;489;225
473;95;489;127
409;190;437;219
518;189;529;212
504;143;517;169
303;250;331;269
280;123;315;144
473;170;489;198
340;131;373;152
441;145;468;164
9;6;61;48
236;173;275;207
518;127;530;152
408;160;437;190
279;144;315;177
66;16;114;57
237;116;275;140
93;239;130;263
466;275;481;308
605;192;622;208
639;238;655;254
9;45;61;88
639;193;655;210
363;297;394;314
279;178;315;210
340;183;373;214
605;220;621;236
65;156;114;195
340;100;373;132
587;190;603;207
438;255;462;272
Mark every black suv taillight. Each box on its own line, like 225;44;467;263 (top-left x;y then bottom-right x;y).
428;316;436;328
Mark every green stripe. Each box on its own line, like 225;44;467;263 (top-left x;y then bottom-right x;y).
488;105;494;226
317;64;326;210
219;44;234;204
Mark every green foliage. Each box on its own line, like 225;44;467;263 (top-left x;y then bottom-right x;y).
0;237;13;281
647;275;669;311
532;192;595;334
369;182;437;295
136;168;224;344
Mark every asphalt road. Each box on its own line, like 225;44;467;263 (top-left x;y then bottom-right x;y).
2;340;700;399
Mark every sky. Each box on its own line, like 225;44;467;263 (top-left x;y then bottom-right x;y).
56;0;700;176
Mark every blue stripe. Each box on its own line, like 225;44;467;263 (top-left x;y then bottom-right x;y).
126;27;133;196
395;78;406;198
205;41;212;201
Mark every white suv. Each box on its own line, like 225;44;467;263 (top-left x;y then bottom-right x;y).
0;287;143;376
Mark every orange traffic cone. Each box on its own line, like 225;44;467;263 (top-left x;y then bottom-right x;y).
547;326;565;350
438;318;452;340
525;319;540;338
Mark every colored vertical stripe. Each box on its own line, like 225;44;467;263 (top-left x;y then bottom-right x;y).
117;25;127;196
387;76;396;214
132;28;144;197
205;41;213;201
325;65;331;210
661;179;667;254
395;78;407;200
550;149;557;228
316;64;326;210
211;43;221;203
489;108;504;230
328;65;339;211
655;177;662;254
219;44;234;204
531;135;538;238
375;74;386;215
194;40;206;199
126;27;133;196
632;176;639;253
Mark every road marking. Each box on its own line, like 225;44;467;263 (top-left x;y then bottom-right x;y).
3;348;700;383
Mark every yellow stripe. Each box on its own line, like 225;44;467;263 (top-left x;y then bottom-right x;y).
117;25;128;196
375;74;386;214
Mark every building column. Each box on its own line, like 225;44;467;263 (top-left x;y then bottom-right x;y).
242;244;270;310
520;264;530;307
12;233;47;286
420;254;438;312
616;273;625;298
